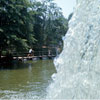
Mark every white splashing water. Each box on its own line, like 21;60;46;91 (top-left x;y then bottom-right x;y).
46;0;100;99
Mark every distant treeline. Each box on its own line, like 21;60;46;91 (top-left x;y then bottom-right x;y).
0;0;72;57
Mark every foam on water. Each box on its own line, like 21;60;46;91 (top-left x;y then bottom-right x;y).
46;0;100;99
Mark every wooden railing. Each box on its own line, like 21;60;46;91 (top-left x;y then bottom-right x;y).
12;51;56;57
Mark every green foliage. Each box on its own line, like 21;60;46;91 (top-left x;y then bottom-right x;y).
31;0;68;47
68;13;73;21
0;0;69;56
0;0;36;53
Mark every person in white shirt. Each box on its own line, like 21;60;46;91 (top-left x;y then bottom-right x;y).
27;48;34;57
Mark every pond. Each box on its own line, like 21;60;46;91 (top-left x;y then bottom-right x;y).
0;60;56;100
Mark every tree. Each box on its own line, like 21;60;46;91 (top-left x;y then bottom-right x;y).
0;0;36;57
68;13;73;21
31;0;68;48
0;0;69;59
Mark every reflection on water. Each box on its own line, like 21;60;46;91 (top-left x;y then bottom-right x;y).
0;60;56;99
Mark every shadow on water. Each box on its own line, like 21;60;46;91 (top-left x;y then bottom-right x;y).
0;60;36;70
0;59;56;70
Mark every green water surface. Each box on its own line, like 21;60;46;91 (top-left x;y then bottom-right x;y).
0;60;56;100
